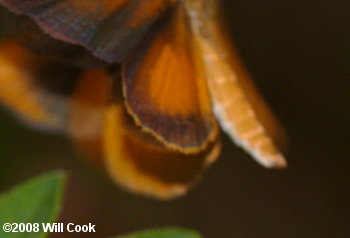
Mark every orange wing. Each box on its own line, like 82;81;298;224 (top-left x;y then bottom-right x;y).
123;5;218;153
69;69;221;199
185;1;287;168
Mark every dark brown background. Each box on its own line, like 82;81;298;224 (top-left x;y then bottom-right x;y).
0;0;349;237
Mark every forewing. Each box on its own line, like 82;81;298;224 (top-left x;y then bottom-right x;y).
0;0;173;62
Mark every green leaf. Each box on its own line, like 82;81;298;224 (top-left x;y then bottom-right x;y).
114;227;203;238
0;171;66;238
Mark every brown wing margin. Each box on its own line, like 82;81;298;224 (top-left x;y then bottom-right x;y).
122;4;218;154
0;0;174;63
104;104;221;200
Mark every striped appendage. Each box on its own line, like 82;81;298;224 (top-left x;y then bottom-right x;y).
201;42;286;168
185;0;287;168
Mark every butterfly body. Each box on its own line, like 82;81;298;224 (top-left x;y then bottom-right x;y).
0;0;287;199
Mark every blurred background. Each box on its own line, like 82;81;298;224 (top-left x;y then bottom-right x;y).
0;0;349;237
